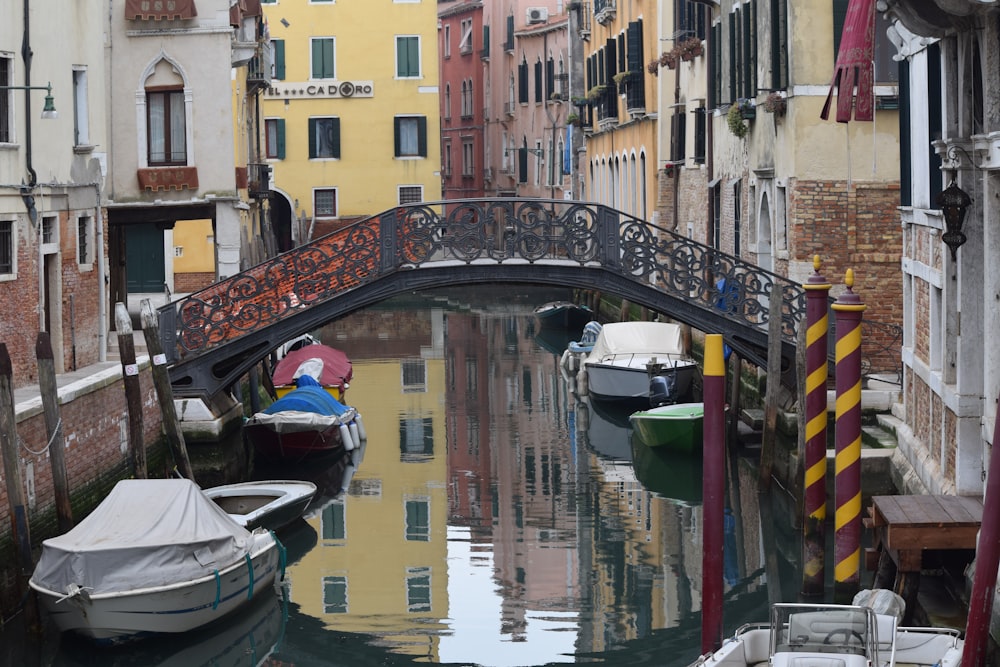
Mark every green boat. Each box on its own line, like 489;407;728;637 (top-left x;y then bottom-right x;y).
629;402;704;453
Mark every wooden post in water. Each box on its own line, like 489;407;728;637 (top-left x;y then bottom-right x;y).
758;281;784;490
0;344;35;602
963;394;1000;666
35;333;74;532
701;334;726;655
115;303;146;478
832;270;865;602
139;300;194;480
801;257;831;597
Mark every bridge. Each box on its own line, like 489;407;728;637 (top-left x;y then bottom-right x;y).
157;198;898;401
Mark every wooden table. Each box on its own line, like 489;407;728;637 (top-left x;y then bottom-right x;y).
864;494;982;623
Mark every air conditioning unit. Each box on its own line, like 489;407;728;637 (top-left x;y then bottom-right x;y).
526;7;548;24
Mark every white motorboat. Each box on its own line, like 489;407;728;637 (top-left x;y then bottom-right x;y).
580;321;698;406
29;478;284;644
203;479;318;532
688;591;963;667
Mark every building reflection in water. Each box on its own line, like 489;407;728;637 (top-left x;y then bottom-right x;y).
272;290;773;666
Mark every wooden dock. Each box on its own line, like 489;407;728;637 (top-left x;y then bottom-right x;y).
864;494;982;624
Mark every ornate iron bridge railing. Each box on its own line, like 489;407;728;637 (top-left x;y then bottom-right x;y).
158;199;899;399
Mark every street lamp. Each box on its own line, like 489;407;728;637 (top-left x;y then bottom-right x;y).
0;82;58;119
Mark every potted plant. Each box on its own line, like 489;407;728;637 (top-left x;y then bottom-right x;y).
571;96;589;108
727;102;749;139
763;91;786;116
647;59;660;76
659;50;678;70
566;112;582;127
678;37;703;61
587;84;607;102
613;71;632;91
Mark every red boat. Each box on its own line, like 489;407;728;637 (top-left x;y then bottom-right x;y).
271;343;352;401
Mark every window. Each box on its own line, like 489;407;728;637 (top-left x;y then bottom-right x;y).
0;54;12;143
399;185;422;204
321;500;345;540
394;116;427;158
311;38;335;79
406;567;432;613
309;117;340;158
402;358;426;391
533;60;543;103
443;141;452;176
462;139;474;177
73;68;90;147
459;19;473;54
396;36;420;78
265;118;285;159
261;0;275;4
147;89;186;166
518;59;529;104
0;220;14;276
444;84;451;120
272;40;285;80
314;188;337;217
404;498;430;541
400;417;433;460
323;576;348;614
77;215;94;267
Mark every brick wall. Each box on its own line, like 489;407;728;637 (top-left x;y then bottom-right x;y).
175;272;216;293
0;363;165;616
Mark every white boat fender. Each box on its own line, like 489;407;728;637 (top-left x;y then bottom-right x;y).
354;414;367;441
340;463;357;494
339;424;355;451
349;422;360;448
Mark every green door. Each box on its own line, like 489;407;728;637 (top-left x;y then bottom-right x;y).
125;223;166;293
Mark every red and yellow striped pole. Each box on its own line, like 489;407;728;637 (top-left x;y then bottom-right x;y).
801;256;831;598
701;334;726;655
832;269;865;601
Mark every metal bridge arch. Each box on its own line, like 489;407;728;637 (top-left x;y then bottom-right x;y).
159;198;808;401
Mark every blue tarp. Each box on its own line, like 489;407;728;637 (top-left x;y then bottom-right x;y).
264;375;350;416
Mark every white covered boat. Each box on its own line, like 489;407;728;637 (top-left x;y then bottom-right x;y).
203;479;317;532
29;478;284;644
688;591;963;667
580;321;698;406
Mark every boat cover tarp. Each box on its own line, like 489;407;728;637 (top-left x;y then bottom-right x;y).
272;344;352;389
586;321;684;362
30;479;252;596
263;376;352;416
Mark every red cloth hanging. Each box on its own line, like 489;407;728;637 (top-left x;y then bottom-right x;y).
821;0;876;123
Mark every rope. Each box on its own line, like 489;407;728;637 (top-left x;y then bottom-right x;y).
18;417;61;456
272;530;288;581
213;570;221;610
245;553;254;600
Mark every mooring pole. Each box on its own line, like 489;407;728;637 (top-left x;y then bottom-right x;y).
801;256;831;597
702;334;726;654
115;303;146;478
35;333;74;532
0;344;35;601
962;395;1000;666
832;269;865;602
140;300;194;480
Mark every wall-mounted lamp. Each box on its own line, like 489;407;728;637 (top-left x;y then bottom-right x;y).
0;82;58;119
937;180;972;261
505;147;544;157
937;143;974;261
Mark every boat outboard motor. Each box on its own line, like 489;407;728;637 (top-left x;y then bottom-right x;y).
649;374;676;407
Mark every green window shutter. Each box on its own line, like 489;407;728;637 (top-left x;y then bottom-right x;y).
276;118;286;159
274;40;285;80
393;118;401;156
331;118;341;158
312;41;322;78
308;119;317;158
417;117;427;157
408;37;419;76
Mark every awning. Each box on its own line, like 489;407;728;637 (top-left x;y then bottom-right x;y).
821;0;875;123
125;0;197;20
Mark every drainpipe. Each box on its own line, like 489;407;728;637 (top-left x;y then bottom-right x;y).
20;0;36;188
95;183;107;362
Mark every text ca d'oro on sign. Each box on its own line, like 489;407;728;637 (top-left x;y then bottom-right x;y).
265;81;375;99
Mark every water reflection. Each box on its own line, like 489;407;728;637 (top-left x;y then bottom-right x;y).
11;287;782;667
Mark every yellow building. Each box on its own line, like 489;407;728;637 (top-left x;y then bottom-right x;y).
260;0;442;251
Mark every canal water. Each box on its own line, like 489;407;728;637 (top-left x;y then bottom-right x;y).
4;285;810;667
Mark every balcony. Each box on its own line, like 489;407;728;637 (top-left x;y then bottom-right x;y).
593;0;615;25
248;163;271;200
247;43;273;92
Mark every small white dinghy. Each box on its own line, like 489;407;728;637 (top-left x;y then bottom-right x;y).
203;480;317;532
688;590;963;667
29;478;284;644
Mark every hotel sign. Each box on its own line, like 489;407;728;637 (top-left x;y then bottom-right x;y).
264;81;374;100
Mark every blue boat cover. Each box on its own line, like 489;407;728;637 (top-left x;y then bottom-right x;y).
264;375;351;416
